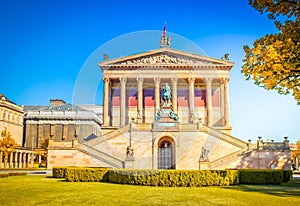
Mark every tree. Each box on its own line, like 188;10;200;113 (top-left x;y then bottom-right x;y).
291;140;300;168
0;127;18;168
242;0;300;104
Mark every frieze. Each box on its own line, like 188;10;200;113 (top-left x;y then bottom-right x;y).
120;54;215;65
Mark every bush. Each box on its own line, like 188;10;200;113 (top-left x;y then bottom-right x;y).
66;167;109;182
238;170;282;185
8;172;27;176
0;173;9;178
282;170;292;182
108;169;239;187
53;167;69;178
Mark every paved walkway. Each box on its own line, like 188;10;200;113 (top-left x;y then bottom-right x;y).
0;169;52;175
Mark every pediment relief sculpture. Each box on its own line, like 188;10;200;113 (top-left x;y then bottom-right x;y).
119;53;216;65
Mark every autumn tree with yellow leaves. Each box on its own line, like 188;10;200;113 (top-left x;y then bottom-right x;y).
242;0;300;104
0;127;18;168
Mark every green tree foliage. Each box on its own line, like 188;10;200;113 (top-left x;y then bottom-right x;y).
242;0;300;104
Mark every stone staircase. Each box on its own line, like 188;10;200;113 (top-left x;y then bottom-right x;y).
208;148;250;169
78;143;124;168
84;125;130;147
200;125;248;149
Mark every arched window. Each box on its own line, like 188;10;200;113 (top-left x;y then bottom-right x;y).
158;138;175;169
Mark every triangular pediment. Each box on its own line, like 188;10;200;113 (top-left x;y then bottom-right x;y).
99;48;233;69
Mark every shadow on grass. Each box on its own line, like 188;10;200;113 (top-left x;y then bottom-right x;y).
227;181;300;197
45;176;69;182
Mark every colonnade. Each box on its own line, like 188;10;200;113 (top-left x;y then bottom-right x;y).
0;150;38;169
103;77;230;127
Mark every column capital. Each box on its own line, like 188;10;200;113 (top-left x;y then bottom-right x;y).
171;77;178;83
136;77;144;83
103;77;110;82
188;77;195;84
205;78;213;83
154;77;161;86
119;77;127;83
221;77;230;84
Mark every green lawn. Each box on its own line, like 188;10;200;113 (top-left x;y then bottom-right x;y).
0;175;299;206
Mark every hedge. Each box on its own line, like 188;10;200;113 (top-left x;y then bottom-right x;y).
238;170;283;185
52;167;291;186
66;167;109;182
0;173;9;178
53;167;70;178
282;170;293;182
8;172;27;176
108;169;239;187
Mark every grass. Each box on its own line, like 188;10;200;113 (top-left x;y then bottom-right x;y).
0;175;299;206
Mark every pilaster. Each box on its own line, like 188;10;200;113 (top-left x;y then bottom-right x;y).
205;78;212;126
137;77;144;123
103;77;110;126
171;77;178;113
188;77;195;122
154;78;161;113
220;79;225;125
120;77;127;127
224;78;230;127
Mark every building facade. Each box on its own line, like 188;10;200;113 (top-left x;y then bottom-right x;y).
0;94;34;169
46;33;290;170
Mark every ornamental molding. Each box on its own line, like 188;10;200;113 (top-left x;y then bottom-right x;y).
119;53;215;66
99;48;234;70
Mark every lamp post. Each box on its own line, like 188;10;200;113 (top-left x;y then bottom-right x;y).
31;136;34;168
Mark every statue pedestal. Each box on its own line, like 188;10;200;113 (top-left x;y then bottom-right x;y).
125;156;135;168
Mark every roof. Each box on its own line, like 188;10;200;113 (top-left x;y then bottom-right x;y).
99;47;234;70
24;104;88;112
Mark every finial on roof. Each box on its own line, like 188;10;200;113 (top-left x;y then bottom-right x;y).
160;22;171;48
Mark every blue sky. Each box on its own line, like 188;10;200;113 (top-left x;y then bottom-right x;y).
0;0;299;143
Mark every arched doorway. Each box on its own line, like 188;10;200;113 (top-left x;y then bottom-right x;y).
158;137;175;169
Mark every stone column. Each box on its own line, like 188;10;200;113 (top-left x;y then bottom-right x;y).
0;151;2;168
103;77;110;126
224;78;231;127
120;77;127;127
188;77;195;122
9;153;13;168
154;78;161;113
205;78;212;126
220;79;225;125
137;77;144;123
14;152;18;168
31;152;34;168
19;152;22;168
171;77;178;113
27;153;31;168
23;153;27;168
63;124;68;140
50;124;55;139
38;154;42;166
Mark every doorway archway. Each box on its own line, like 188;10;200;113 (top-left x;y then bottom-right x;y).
157;137;175;169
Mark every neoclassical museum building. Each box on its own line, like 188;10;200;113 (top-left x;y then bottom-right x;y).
1;28;291;170
45;31;290;170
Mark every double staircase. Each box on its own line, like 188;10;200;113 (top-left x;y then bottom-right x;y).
75;123;250;169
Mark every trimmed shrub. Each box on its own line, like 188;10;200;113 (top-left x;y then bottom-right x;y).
282;170;292;182
238;169;282;185
66;167;109;182
8;172;27;176
53;167;69;178
108;169;239;187
0;173;9;178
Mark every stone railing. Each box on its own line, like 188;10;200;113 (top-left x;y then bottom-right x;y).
208;148;248;169
85;125;130;147
200;125;248;149
78;144;124;168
